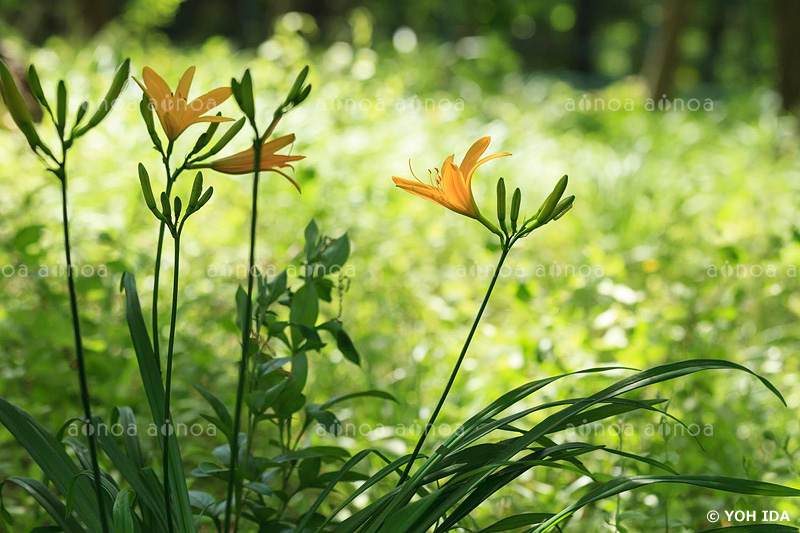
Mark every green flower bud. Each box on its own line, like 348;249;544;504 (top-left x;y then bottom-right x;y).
137;163;157;212
196;187;214;210
537;174;568;223
496;177;507;234
296;83;312;105
233;70;255;122
188;172;203;210
74;101;89;129
139;94;163;152
510;188;521;232
192;117;221;154
160;191;172;220
56;80;67;136
73;58;130;138
194;117;245;161
173;196;182;220
286;66;310;106
26;65;50;113
552;195;575;220
0;60;42;151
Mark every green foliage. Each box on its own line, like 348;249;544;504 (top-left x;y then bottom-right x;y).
185;220;395;530
1;33;800;533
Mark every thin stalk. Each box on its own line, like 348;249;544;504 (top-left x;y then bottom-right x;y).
664;432;670;532
59;167;110;532
259;113;282;143
162;232;180;533
615;433;623;532
397;245;511;486
243;348;259;474
275;419;294;521
152;141;174;366
223;136;263;533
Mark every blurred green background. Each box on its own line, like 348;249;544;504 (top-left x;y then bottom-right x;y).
2;1;800;531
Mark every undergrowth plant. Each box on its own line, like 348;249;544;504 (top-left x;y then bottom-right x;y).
0;58;799;533
282;139;800;532
185;219;392;531
133;64;237;533
0;57;130;533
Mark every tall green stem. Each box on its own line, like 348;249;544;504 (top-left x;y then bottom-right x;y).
162;232;180;533
59;168;110;532
223;137;262;533
397;245;510;485
152;141;174;367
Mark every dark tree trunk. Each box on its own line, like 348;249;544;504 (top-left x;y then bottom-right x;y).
643;0;688;98
700;0;725;83
773;0;800;114
573;0;594;73
76;0;122;36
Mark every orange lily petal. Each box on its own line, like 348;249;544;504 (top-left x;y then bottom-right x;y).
164;112;181;140
441;162;470;212
210;138;304;176
459;136;490;177
176;66;196;102
136;66;234;141
132;77;152;101
142;67;172;105
184;87;233;121
261;154;305;169
133;76;169;134
138;70;175;136
393;176;450;207
392;137;509;220
262;134;297;154
209;147;254;169
466;151;510;186
211;158;298;174
440;154;455;174
191;116;235;123
211;135;298;168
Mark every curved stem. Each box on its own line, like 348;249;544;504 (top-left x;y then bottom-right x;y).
223;135;262;533
152;219;167;367
162;232;180;533
397;245;511;486
477;213;505;243
152;141;174;368
59;171;110;532
243;354;259;480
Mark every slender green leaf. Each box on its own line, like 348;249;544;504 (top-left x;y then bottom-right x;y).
699;526;799;533
189;381;233;442
0;476;87;533
477;513;554;533
0;397;104;531
112;488;135;533
120;273;193;532
92;415;168;531
111;407;145;470
321;390;397;410
534;475;800;532
296;449;374;531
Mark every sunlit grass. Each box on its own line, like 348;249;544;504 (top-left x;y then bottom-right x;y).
1;29;800;530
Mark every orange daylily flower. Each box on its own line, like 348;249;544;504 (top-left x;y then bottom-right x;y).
209;134;305;192
392;136;510;220
134;66;233;141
